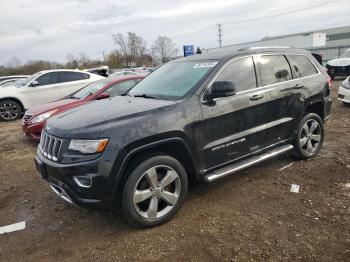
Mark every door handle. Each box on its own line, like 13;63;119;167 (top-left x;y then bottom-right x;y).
292;84;304;89
250;94;264;101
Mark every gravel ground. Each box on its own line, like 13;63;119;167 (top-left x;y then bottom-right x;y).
0;80;349;261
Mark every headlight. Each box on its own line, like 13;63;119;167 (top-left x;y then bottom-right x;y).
69;139;109;154
31;109;58;124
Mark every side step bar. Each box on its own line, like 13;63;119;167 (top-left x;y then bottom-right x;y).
204;144;294;183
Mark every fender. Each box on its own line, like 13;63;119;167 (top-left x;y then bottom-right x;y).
111;136;199;198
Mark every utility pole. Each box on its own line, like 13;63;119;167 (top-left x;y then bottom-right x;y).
218;24;222;48
102;50;106;64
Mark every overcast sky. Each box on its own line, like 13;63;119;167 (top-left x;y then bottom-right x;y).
0;0;349;65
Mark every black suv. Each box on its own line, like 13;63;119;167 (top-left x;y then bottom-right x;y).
35;47;332;228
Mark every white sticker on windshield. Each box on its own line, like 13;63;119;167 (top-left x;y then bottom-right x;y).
193;62;218;69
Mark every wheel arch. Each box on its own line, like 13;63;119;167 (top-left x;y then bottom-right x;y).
304;100;324;121
0;97;26;113
113;136;198;201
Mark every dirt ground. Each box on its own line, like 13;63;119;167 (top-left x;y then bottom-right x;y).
0;81;349;262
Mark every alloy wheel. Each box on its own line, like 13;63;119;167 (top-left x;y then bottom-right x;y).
0;102;19;120
299;119;321;154
132;165;181;220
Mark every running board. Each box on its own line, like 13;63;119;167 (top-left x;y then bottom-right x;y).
204;144;294;183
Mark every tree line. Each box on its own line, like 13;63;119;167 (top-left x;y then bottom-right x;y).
1;32;203;76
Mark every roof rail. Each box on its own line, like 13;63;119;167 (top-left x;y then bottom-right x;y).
238;46;291;51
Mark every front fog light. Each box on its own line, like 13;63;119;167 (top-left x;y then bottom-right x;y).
73;176;92;188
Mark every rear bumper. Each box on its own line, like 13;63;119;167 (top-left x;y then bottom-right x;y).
338;85;350;104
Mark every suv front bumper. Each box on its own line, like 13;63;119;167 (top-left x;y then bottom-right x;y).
35;152;115;209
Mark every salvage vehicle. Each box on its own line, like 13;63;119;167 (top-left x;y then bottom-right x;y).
338;75;350;105
326;48;350;80
23;75;144;141
35;47;332;228
0;69;103;121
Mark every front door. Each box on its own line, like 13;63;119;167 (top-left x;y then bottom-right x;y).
200;56;269;171
23;72;62;108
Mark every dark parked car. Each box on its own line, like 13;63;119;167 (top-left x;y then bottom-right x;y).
35;47;332;228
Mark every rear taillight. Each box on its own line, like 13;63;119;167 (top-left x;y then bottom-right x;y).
325;78;331;97
327;77;332;87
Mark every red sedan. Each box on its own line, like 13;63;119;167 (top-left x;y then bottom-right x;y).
22;75;144;141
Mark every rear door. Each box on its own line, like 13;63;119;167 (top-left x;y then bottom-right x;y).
200;56;270;170
58;72;91;97
257;54;305;145
23;72;61;107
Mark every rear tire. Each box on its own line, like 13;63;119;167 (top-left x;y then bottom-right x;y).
293;113;324;160
0;100;22;121
122;155;188;228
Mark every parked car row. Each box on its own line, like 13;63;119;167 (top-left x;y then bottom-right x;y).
22;75;144;140
0;69;103;121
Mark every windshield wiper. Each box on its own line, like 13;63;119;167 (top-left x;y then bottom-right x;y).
133;94;158;99
68;95;79;99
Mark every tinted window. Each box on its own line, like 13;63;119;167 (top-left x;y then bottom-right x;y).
288;55;318;78
58;72;83;83
70;78;111;99
259;55;292;85
36;72;59;86
105;80;137;97
215;57;257;92
80;73;90;79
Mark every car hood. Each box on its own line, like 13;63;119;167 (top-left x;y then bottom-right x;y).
46;96;177;138
327;58;350;67
26;98;85;116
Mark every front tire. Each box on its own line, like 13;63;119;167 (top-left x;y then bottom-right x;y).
122;155;188;228
293;113;324;160
0;100;22;121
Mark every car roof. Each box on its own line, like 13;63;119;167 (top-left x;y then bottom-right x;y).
37;69;93;74
0;75;29;79
175;47;311;63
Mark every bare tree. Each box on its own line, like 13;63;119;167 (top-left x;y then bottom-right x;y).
6;56;21;68
112;32;148;67
151;36;177;64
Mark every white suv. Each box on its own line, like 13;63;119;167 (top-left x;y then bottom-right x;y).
0;69;103;121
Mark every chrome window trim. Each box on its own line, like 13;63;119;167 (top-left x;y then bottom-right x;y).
201;52;321;103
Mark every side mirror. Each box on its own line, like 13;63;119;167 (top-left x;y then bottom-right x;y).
205;81;236;101
31;80;39;87
96;92;110;100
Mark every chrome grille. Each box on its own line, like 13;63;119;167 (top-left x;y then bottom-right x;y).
22;114;33;125
39;131;62;162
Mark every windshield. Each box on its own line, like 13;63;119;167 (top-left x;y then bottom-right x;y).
128;60;218;100
69;78;111;99
339;49;350;58
15;72;42;87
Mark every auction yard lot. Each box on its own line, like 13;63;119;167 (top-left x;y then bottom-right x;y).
0;81;349;261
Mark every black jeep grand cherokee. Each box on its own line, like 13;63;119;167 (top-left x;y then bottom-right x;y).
35;47;332;228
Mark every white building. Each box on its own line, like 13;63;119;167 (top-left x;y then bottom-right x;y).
204;26;350;64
